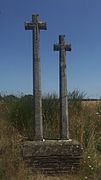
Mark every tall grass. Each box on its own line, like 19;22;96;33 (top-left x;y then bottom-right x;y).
0;91;101;179
9;95;33;138
42;93;59;139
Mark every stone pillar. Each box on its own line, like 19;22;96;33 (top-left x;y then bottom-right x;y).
54;35;71;139
25;14;47;140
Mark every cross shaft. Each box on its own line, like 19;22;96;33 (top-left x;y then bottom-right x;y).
54;35;71;140
25;14;47;140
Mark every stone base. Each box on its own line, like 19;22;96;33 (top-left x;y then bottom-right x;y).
22;139;83;174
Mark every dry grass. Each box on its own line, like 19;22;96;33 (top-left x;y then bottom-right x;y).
25;174;81;180
0;97;101;180
0;118;24;179
81;100;100;114
0;119;80;180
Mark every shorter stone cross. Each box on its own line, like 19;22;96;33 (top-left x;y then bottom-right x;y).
54;35;71;139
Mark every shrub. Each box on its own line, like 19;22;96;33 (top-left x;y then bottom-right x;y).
9;95;33;137
42;93;59;139
0;162;5;180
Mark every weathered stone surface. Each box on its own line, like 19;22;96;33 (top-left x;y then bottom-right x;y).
25;14;47;140
22;140;82;174
54;35;71;140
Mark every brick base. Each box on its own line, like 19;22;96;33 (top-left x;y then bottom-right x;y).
22;140;83;174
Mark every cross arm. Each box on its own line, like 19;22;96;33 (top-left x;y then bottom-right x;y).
25;22;34;30
54;43;72;51
38;22;47;30
65;44;72;51
54;44;60;51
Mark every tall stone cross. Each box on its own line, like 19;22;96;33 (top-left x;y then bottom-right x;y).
25;14;47;140
54;35;71;140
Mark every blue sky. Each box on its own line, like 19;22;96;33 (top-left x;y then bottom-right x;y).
0;0;101;98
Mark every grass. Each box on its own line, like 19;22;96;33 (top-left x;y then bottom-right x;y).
0;91;101;179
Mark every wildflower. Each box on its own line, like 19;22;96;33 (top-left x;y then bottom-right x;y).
88;156;91;159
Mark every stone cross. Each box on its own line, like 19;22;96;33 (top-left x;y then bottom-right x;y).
54;35;71;139
25;14;47;140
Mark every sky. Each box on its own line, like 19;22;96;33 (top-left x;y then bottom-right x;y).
0;0;101;98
